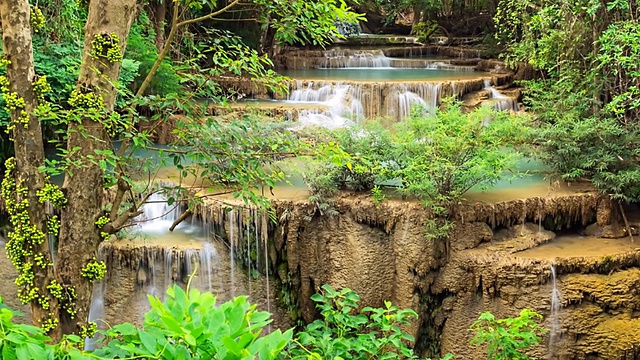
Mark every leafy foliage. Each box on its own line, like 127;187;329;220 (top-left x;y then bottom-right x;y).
126;12;182;96
394;101;526;205
94;285;292;359
1;285;447;359
0;284;292;359
304;102;528;210
525;79;640;202
169;115;302;207
286;284;451;360
255;0;365;47
496;0;640;201
469;309;545;360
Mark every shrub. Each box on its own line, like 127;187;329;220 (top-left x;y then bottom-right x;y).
469;309;545;360
286;284;452;360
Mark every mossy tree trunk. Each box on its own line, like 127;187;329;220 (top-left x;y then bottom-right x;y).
0;0;61;340
56;0;137;335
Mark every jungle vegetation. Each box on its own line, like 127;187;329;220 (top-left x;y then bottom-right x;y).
0;0;637;356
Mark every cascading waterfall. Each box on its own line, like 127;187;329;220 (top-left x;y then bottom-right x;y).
287;80;364;128
287;80;451;125
335;21;361;37
388;83;440;120
85;280;105;350
549;265;562;356
483;79;519;112
320;49;391;68
261;213;271;332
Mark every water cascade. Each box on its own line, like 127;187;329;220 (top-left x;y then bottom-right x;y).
284;80;476;125
320;49;391;68
287;80;364;127
84;279;105;350
483;79;519;112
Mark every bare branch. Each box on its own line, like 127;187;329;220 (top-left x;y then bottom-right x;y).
109;177;130;221
169;209;193;231
176;0;241;28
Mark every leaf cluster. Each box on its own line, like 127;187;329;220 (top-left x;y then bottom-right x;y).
169;114;303;207
1;284;452;360
93;285;292;359
286;284;450;360
255;0;365;47
469;309;545;360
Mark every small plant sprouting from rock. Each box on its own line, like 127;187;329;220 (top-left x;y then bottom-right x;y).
371;185;385;205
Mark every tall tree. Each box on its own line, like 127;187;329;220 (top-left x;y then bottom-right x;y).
0;0;59;338
56;0;138;335
1;0;137;340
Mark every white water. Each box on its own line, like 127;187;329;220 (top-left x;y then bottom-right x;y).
287;81;364;128
84;280;105;350
261;213;271;332
320;49;391;68
483;79;519;112
549;265;562;356
287;80;444;126
228;209;236;297
388;83;440;120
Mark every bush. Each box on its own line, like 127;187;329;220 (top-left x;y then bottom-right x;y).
286;284;452;360
303;102;529;210
0;285;292;359
94;285;292;359
3;284;442;359
394;101;527;206
469;309;545;360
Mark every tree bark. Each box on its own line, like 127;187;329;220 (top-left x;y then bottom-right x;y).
56;0;137;335
152;0;167;51
0;0;60;340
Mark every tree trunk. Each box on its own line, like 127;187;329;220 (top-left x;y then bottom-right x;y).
412;4;421;25
0;0;61;340
152;0;167;51
56;0;137;335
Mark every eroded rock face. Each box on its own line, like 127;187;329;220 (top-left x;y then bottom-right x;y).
4;188;639;359
198;191;640;359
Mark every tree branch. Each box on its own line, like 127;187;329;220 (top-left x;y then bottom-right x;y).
176;0;241;28
102;192;154;235
169;209;193;231
109;177;130;221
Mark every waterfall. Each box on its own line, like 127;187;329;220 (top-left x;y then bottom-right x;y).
84;280;105;350
261;213;271;332
229;209;236;297
134;191;183;234
287;81;364;128
335;21;361;37
320;49;391;68
287;80;453;128
549;265;562;356
388;83;440;120
395;92;428;119
483;79;519;112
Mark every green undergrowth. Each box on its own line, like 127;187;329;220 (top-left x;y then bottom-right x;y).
0;282;544;359
0;284;444;359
